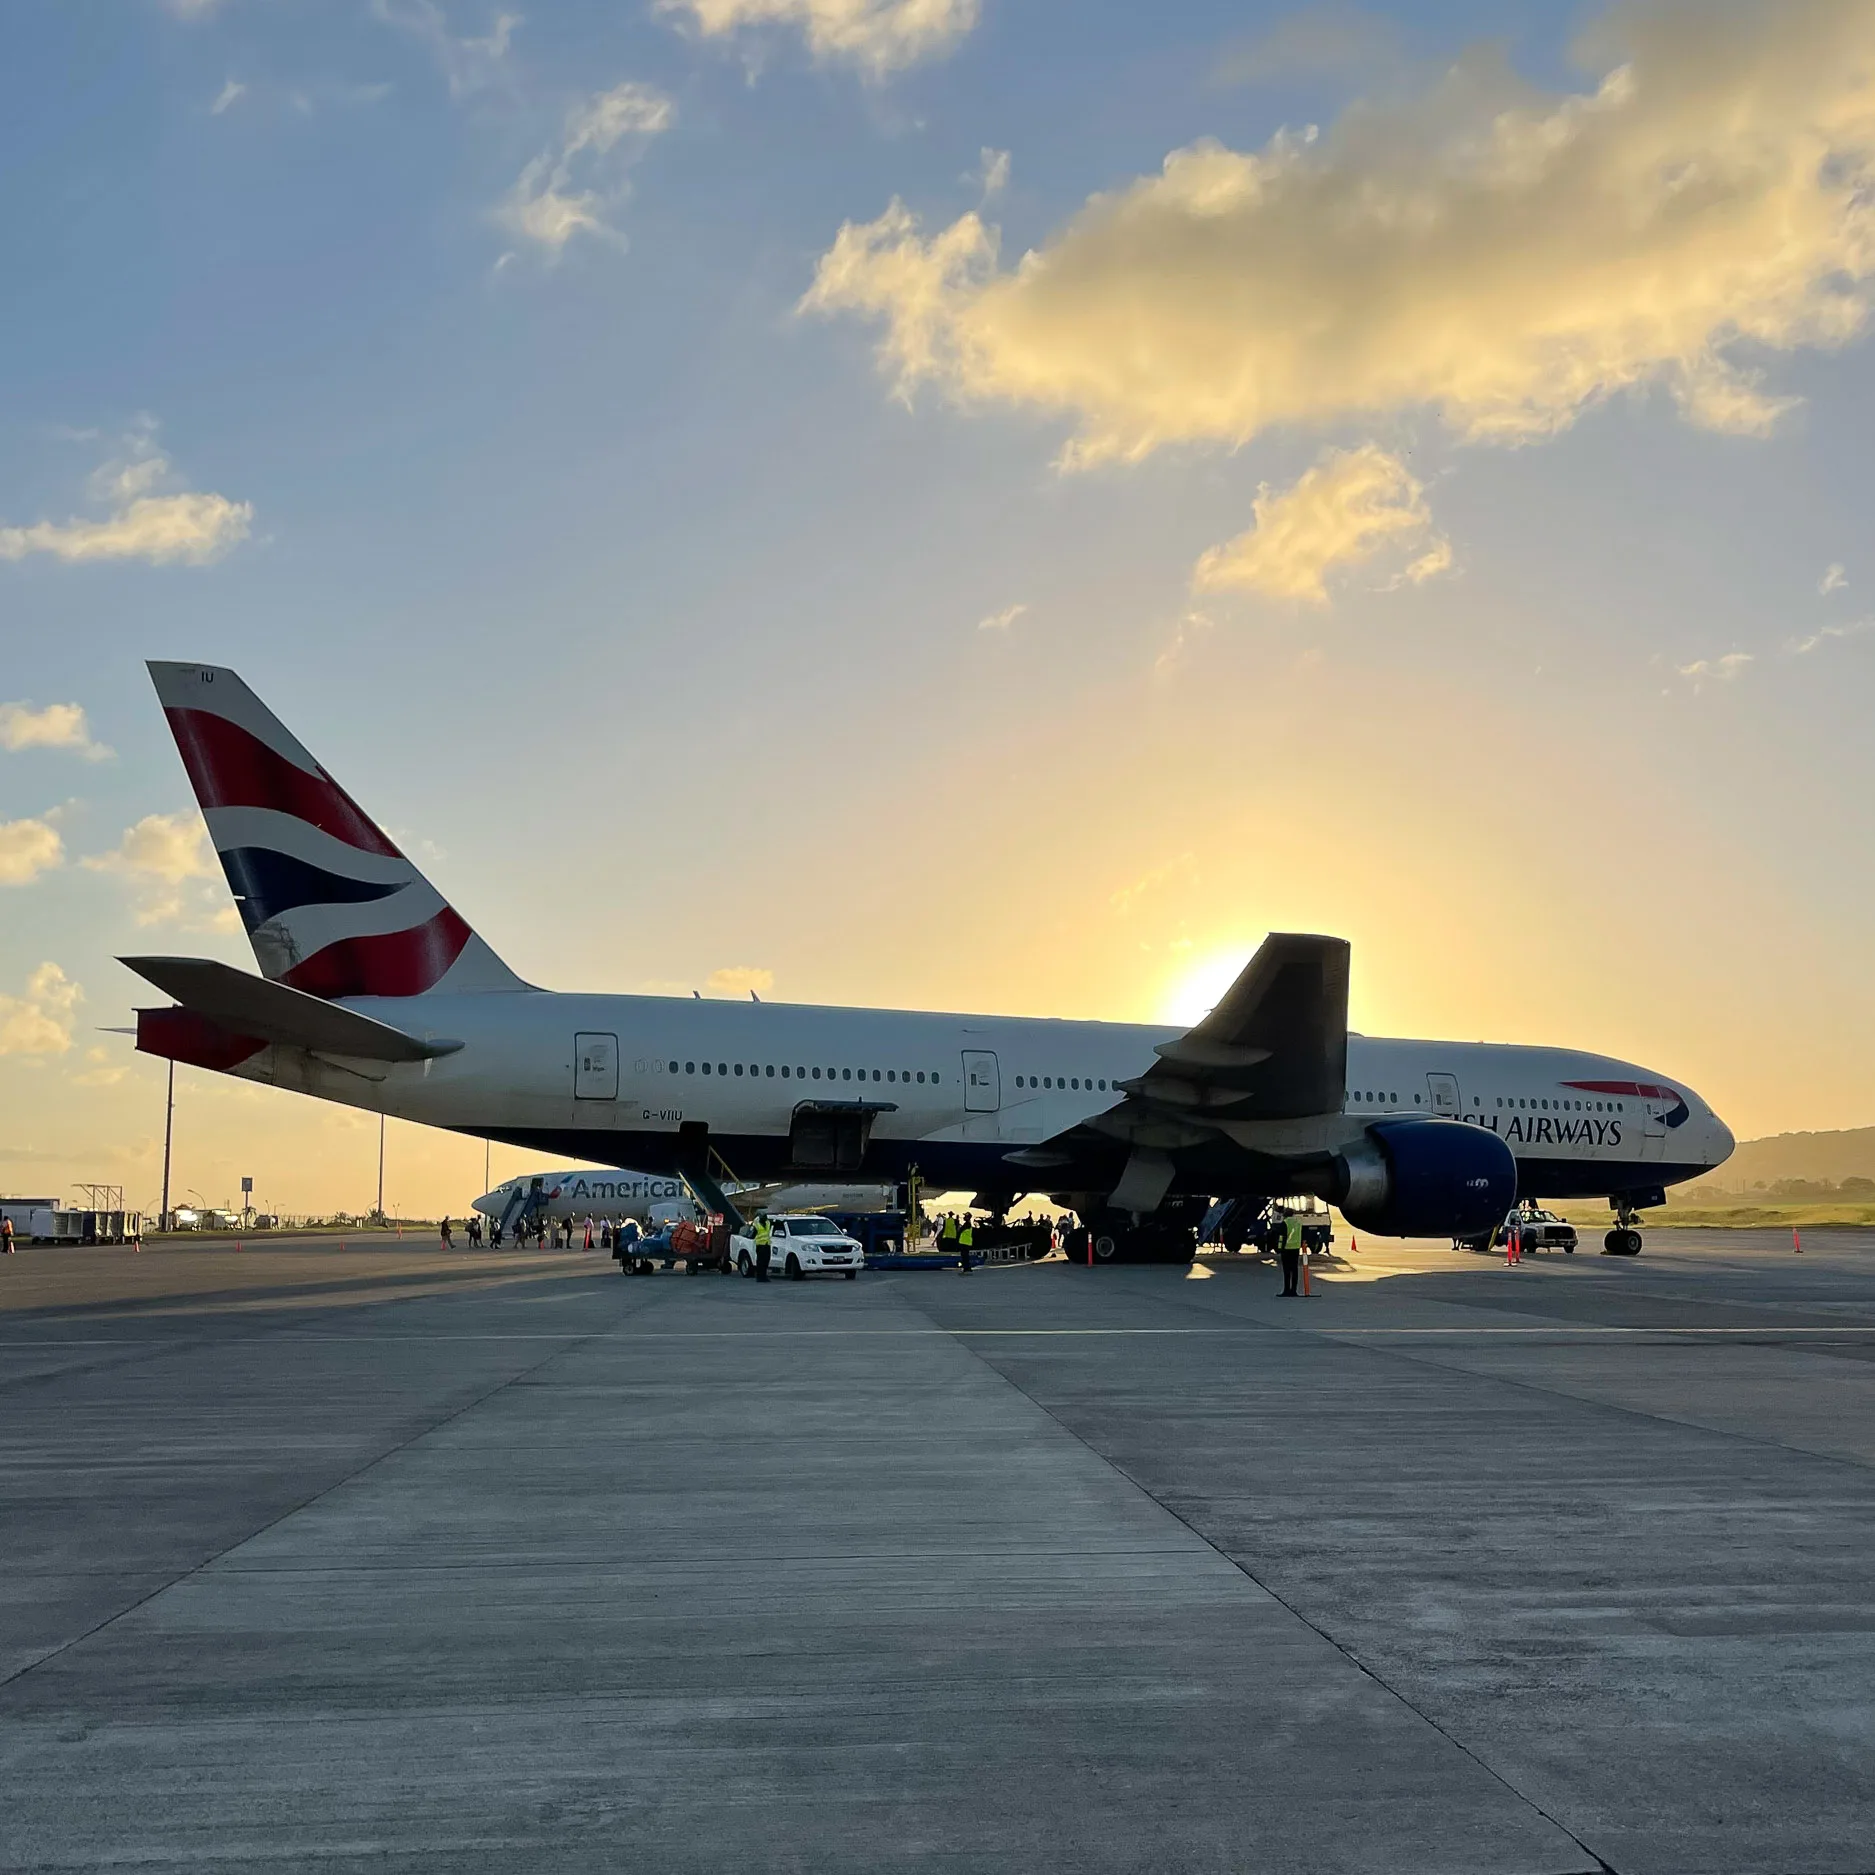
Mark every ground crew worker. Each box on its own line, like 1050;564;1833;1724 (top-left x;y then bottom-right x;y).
958;1217;974;1274
440;1216;453;1250
940;1212;959;1261
2;1215;13;1253
754;1211;773;1283
1279;1209;1304;1297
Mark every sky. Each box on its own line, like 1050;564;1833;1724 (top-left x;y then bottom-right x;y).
6;0;1875;1218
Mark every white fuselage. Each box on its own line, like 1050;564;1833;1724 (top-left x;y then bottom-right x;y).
220;988;1735;1205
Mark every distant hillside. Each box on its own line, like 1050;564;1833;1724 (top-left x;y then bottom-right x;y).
1686;1126;1875;1194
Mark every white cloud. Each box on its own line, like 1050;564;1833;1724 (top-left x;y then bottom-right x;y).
707;966;775;997
0;702;112;760
0;819;65;886
1821;563;1849;595
1788;616;1875;656
977;602;1027;632
0;963;80;1058
976;148;1010;200
83;811;222;925
658;0;979;76
1677;652;1755;686
71;1045;130;1089
371;0;518;99
0;425;251;568
1192;444;1451;604
806;0;1875;465
495;82;675;258
211;77;247;115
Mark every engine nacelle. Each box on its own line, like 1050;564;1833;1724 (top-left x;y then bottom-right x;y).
1331;1119;1517;1239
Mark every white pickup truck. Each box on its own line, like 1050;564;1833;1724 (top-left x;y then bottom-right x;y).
730;1214;864;1280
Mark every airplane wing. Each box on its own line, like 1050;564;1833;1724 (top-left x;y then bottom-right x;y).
120;956;463;1063
1003;933;1350;1209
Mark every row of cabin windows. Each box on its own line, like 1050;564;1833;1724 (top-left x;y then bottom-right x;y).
667;1062;941;1084
1013;1075;1110;1092
1499;1096;1627;1112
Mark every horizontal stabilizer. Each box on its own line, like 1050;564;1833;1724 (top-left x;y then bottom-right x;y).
119;956;461;1062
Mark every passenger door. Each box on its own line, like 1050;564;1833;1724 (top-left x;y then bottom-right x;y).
574;1032;619;1125
1426;1072;1462;1118
1641;1100;1668;1161
962;1050;1001;1113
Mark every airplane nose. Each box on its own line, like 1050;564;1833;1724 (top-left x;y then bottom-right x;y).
1709;1112;1736;1166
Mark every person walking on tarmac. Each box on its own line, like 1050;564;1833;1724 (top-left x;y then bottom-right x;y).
1279;1209;1305;1297
940;1211;959;1263
2;1215;13;1253
439;1216;453;1250
754;1210;773;1283
958;1216;974;1274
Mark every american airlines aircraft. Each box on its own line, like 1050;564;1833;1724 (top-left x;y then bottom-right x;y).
472;1169;893;1232
121;664;1734;1261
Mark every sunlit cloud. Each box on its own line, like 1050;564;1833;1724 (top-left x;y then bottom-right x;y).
975;148;1010;200
658;0;979;76
0;423;251;568
1787;617;1875;656
1820;563;1849;595
0;702;112;760
977;602;1027;632
495;81;674;259
71;1045;130;1089
806;0;1875;466
1111;853;1196;915
1677;652;1755;687
210;77;246;115
1193;445;1451;605
0;819;65;886
707;965;775;997
371;0;517;99
0;963;81;1058
82;810;233;927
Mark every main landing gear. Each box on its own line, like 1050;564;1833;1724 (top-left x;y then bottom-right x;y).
1069;1206;1199;1267
1604;1201;1645;1257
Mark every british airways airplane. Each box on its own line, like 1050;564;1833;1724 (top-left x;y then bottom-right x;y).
121;663;1734;1261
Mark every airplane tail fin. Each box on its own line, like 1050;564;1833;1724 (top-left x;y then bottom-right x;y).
147;662;528;999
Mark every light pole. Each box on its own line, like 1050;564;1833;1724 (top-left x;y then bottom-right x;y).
376;1113;385;1224
160;1057;174;1231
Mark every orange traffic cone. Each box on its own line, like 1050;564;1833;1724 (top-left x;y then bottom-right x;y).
1794;1227;1803;1254
1301;1254;1313;1298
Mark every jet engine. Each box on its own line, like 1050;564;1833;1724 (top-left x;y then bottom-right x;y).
1331;1119;1517;1238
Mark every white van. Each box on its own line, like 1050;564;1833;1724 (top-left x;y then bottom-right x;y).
730;1215;864;1280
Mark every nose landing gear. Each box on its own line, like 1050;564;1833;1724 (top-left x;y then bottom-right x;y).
1604;1200;1647;1257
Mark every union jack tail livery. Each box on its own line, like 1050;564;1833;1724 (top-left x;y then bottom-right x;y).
149;661;526;999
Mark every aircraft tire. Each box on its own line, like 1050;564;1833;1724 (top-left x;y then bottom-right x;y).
1093;1234;1120;1263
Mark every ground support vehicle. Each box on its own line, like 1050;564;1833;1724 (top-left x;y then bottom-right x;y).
728;1214;865;1280
1458;1206;1578;1255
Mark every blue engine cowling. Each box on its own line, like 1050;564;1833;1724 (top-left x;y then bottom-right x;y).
1332;1118;1517;1238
